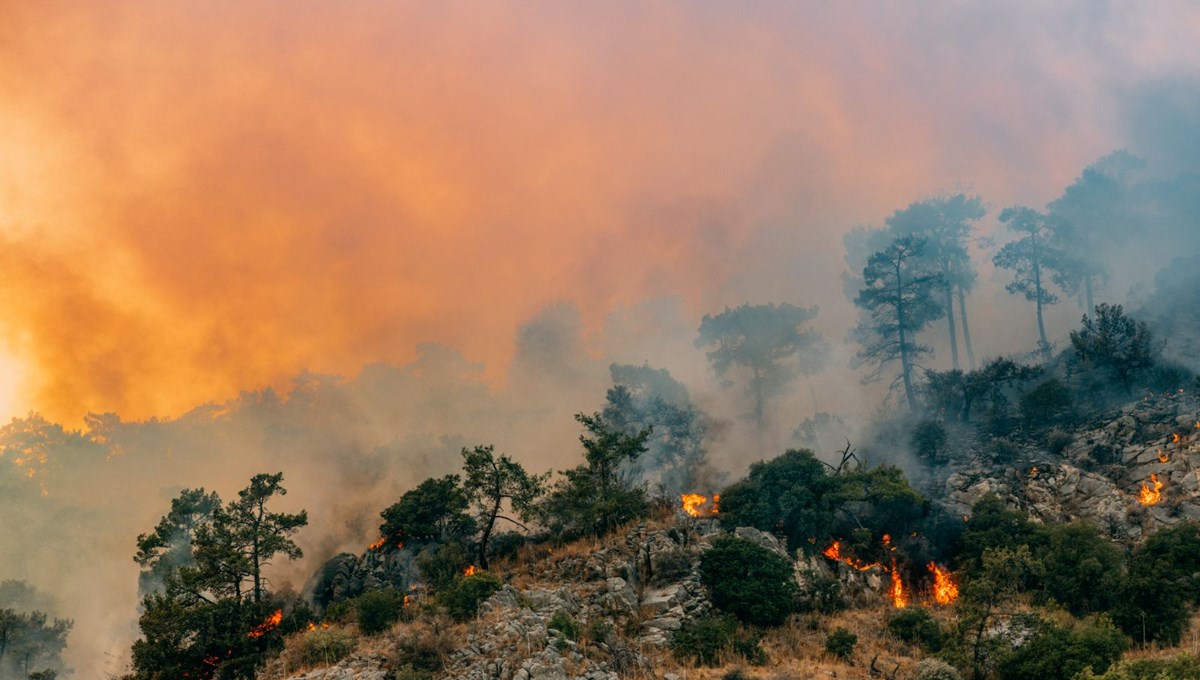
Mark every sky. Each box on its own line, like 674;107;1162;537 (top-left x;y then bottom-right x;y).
2;1;1197;425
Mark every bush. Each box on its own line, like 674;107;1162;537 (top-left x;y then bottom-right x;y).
547;611;580;641
1075;653;1200;679
650;548;694;586
886;606;942;651
997;617;1127;680
437;572;503;622
1038;523;1123;616
824;627;857;659
1020;379;1074;428
911;420;949;464
699;536;798;627
671;615;765;667
354;588;406;635
912;658;963;680
296;626;356;667
416;542;472;592
586;619;613;644
1044;428;1073;455
487;532;526;563
392;625;458;674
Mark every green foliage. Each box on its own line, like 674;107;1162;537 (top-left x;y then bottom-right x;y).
699;536;798;627
392;626;459;676
649;548;694;586
1021;378;1075;428
997;617;1127;680
547;611;580;641
912;658;963;680
130;596;274;680
993;205;1066;356
1039;523;1124;616
585;619;613;644
133;488;220;595
1076;653;1200;680
923;358;1042;423
671;615;766;667
887;606;942;651
910;420;948;464
958;494;1045;572
380;475;474;547
824;627;857;659
851;235;945;410
487;532;526;563
1070;304;1160;392
353;588;406;635
415;541;472;592
0;606;72;679
539;412;651;538
460;444;545;570
1111;521;1200;646
296;626;356;667
437;572;503;622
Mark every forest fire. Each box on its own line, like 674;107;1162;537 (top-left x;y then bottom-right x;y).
681;493;719;517
1159;450;1170;463
890;565;908;609
823;541;883;572
306;622;330;631
247;610;282;638
464;565;478;576
929;563;959;605
368;537;387;551
1138;474;1163;506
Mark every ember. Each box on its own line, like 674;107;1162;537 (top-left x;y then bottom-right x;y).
928;563;958;605
247;609;282;638
1138;473;1163;506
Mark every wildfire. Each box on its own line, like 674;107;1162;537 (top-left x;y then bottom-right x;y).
1159;450;1170;463
403;595;411;607
1174;433;1183;444
823;541;883;572
928;563;959;605
464;565;478;576
890;564;907;609
305;622;330;631
681;493;719;517
247;610;282;638
369;537;387;551
1138;474;1164;506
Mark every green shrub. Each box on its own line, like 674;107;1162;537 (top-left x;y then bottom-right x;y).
650;547;694;586
297;626;356;667
586;619;613;644
671;615;766;667
1039;523;1123;617
1045;428;1073;455
354;588;407;635
416;542;472;592
1020;379;1074;428
1112;521;1200;645
824;627;857;659
997;617;1126;680
547;611;580;641
437;572;503;622
1075;653;1200;679
393;626;458;674
487;532;527;563
886;606;942;651
912;658;963;680
911;420;949;464
699;536;798;627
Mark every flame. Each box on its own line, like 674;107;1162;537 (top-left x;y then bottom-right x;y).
1138;474;1163;506
369;537;386;551
823;541;883;572
1030;465;1038;477
247;609;283;638
1159;450;1170;463
712;494;720;513
681;493;719;517
928;563;958;605
890;561;907;609
1174;433;1182;444
403;595;411;607
464;565;478;576
306;622;330;631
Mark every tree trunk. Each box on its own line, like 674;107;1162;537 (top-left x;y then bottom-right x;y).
944;279;960;370
480;494;500;570
1032;245;1049;360
897;262;917;411
957;286;976;370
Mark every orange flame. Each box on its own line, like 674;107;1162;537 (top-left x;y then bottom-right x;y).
1174;433;1182;444
928;563;958;605
1159;450;1170;463
247;609;283;638
1138;474;1163;506
306;621;330;631
403;594;411;607
681;493;718;517
1030;465;1038;477
369;537;387;551
890;562;907;609
464;565;478;576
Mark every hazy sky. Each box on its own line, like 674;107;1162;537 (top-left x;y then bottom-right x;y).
2;1;1199;423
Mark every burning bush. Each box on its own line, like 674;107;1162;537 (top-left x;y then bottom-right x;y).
699;536;797;627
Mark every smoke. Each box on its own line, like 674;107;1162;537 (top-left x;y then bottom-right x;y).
1;2;1200;676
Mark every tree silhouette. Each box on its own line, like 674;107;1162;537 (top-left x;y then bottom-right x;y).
993;206;1068;359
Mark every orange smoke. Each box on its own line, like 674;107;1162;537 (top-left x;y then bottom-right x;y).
1138;474;1164;506
247;609;283;638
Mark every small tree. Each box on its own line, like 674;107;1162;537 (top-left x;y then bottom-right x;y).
223;472;308;604
540;412;651;538
993;206;1068;358
134;488;221;594
1070;303;1160;393
460;445;545;569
